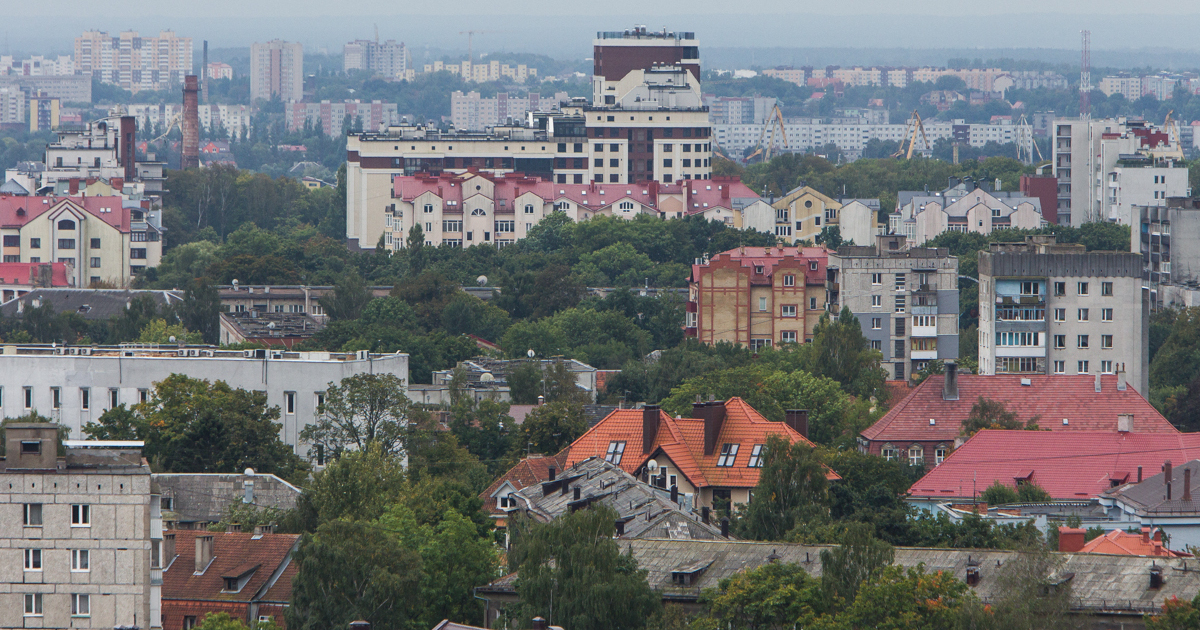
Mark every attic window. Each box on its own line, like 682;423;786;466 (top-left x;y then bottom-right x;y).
754;266;764;274
20;441;41;455
747;444;764;467
224;577;239;591
716;443;739;467
605;441;626;465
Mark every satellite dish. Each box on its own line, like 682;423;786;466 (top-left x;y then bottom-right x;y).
480;372;495;383
169;335;176;343
527;349;536;358
647;459;659;473
267;322;276;329
244;468;255;476
477;275;488;286
232;279;239;287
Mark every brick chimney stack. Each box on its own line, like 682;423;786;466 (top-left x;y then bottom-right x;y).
182;76;200;169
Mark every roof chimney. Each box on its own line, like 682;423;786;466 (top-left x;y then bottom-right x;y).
195;535;214;574
1186;468;1192;502
720;517;729;538
703;400;727;456
1143;526;1152;544
701;506;710;524
670;485;678;504
1166;461;1174;501
1058;526;1086;553
1117;365;1127;391
573;486;581;501
785;409;809;438
942;362;959;401
1117;413;1133;433
693;396;707;421
1138;466;1143;483
642;404;660;454
1095;373;1102;393
548;466;556;481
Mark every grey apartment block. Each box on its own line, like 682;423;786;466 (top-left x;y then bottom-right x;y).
1134;199;1200;308
978;236;1148;394
828;234;959;382
0;424;160;629
0;346;408;458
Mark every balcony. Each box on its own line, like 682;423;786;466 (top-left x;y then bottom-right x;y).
151;567;163;586
911;350;938;360
911;283;935;293
912;325;938;338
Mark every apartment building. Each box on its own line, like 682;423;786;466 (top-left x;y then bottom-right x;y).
703;95;776;125
1133;198;1200;308
450;91;570;131
422;59;538;83
977;235;1148;394
0;55;75;76
1052;117;1187;227
128;103;252;138
751;185;881;245
206;62;233;80
0;345;408;456
285;100;401;136
891;178;1045;245
760;66;1064;92
343;39;409;79
74;30;192;93
0;196;164;287
0;86;23;125
249;40;304;103
827;234;959;381
0;423;161;628
686;245;827;349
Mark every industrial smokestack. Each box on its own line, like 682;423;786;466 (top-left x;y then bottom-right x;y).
202;41;210;104
182;75;200;169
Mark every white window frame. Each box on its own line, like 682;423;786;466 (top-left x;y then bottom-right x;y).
783;275;795;287
71;504;90;527
605;440;626;465
781;304;797;318
24;593;42;617
24;503;42;526
71;593;90;617
24;548;42;571
1102;308;1113;322
72;549;90;572
716;443;739;467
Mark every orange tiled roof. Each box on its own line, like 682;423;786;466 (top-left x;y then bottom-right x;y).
480;452;570;516
162;530;299;603
565;397;837;490
1080;529;1191;558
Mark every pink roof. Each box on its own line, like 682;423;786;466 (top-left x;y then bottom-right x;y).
909;430;1200;500
682;177;759;215
0;262;71;287
862;374;1176;444
393;172;668;212
0;195;129;231
692;246;829;287
1079;529;1190;558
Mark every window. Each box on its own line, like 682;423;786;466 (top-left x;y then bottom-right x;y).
524;204;535;214
285;392;296;415
423;204;434;213
605;441;626;465
783;274;795;287
21;440;40;454
72;504;90;526
90;257;101;268
23;386;31;409
72;549;90;572
908;444;923;466
90;238;101;248
1101;360;1114;374
935;447;946;465
894;295;906;313
758;297;767;312
1078;335;1089;349
663;158;673;167
1054;308;1065;322
871;340;882;350
871;295;881;307
130;248;147;259
495;220;515;233
748;444;765;467
1054;335;1066;349
1054;360;1065;374
442;220;462;232
109;388;119;409
139;389;149;403
24;503;41;526
1054;282;1066;296
71;594;90;617
871;317;881;329
24;548;41;570
881;444;898;461
51;387;60;409
1078;360;1090;374
1078;308;1089;322
871;273;882;285
184;617;198;630
716;443;739;466
1102;334;1113;349
58;238;76;249
1102;281;1113;296
24;593;42;617
810;297;818;310
781;330;798;344
895;273;906;289
749;338;772;352
225;577;240;591
1078;282;1089;295
1020;281;1041;295
1102;308;1113;322
30;237;40;249
781;304;797;317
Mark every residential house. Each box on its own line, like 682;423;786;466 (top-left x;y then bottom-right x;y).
1100;459;1200;549
892;179;1044;246
859;366;1177;468
1059;526;1190;557
154;472;302;530
755;186;881;245
480;453;570;527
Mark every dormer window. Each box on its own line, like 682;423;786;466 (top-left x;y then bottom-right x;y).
747;444;764;467
224;577;239;591
605;441;626;465
754;266;764;274
471;208;487;216
716;443;739;467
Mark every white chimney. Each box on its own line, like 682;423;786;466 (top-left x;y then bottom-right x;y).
195;535;214;574
1118;365;1127;391
1095;373;1102;393
1118;413;1134;433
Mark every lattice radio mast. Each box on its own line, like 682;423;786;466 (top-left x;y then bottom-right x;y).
1080;30;1091;118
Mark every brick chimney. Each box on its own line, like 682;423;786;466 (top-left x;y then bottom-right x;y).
1142;527;1151;544
785;409;809;438
1186;468;1192;502
195;535;214;573
942;362;959;401
642;404;660;454
703;400;727;456
1058;526;1086;552
1166;461;1174;501
69;178;79;195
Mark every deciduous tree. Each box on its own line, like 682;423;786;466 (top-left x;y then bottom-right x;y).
301;373;413;457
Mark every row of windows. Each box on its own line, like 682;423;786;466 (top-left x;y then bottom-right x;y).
22;502;89;526
880;443;947;466
1049;280;1113;296
997;331;1041;347
1053;360;1119;374
759;297;820;312
23;548;91;571
23;593;91;618
1046;307;1114;322
4;387;313;418
1050;334;1114;349
12;237;104;249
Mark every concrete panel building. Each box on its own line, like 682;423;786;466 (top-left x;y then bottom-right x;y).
1134;197;1200;308
827;234;959;381
0;424;160;628
978;235;1148;394
0;346;408;458
74;30;192;93
343;39;409;80
250;40;303;103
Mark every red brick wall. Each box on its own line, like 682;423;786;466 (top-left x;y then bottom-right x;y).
163;601;249;630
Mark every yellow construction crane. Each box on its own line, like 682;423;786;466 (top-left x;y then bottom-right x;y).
149;112;182;144
1148;109;1185;161
892;110;931;159
746;105;787;163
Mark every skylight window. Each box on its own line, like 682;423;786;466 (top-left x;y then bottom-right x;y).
716;443;739;467
605;441;626;465
747;444;765;468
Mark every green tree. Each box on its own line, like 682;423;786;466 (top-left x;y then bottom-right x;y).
962;397;1041;435
1146;595;1200;630
300;373;413;457
514;400;587;458
286;519;422;630
819;523;895;608
509;505;660;630
833;565;975;630
176;277;222;344
807;308;887;400
136;318;203;344
509;362;543;404
980;480;1019;505
291;444;408;530
737;435;829;539
700;561;827;630
192;611;280;630
319;268;374;321
988;546;1081;630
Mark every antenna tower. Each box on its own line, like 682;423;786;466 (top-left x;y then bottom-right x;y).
1080;30;1091;118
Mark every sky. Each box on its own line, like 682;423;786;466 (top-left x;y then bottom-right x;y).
8;2;1200;62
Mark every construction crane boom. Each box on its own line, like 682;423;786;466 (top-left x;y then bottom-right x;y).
892;110;930;159
746;105;787;163
458;30;507;64
150;112;182;144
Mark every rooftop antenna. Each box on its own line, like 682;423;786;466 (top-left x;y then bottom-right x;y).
1080;30;1091;118
375;23;379;44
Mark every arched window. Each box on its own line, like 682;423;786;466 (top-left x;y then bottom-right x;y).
908;444;924;466
57;219;76;230
524;204;534;214
619;201;634;211
471;208;487;216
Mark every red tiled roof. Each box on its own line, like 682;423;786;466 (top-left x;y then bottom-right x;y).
1080;529;1191;558
0;262;71;287
480;452;570;516
909;430;1200;500
691;246;829;287
0;195;130;231
862;374;1176;444
565;398;837;490
162;530;299;603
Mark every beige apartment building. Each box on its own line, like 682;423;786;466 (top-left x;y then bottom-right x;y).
0;424;161;628
74;31;192;93
250;40;304;102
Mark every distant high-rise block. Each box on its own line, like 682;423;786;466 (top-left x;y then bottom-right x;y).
250;40;304;103
74;30;192;93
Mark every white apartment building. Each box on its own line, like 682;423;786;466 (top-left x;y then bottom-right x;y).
343;40;409;80
422;59;537;83
249;40;304;103
450;91;570;131
0;423;162;629
892;179;1044;246
0;345;408;457
0;55;75;77
1052;117;1188;227
286;100;401;136
74;31;192;93
0;86;24;125
127;104;253;138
